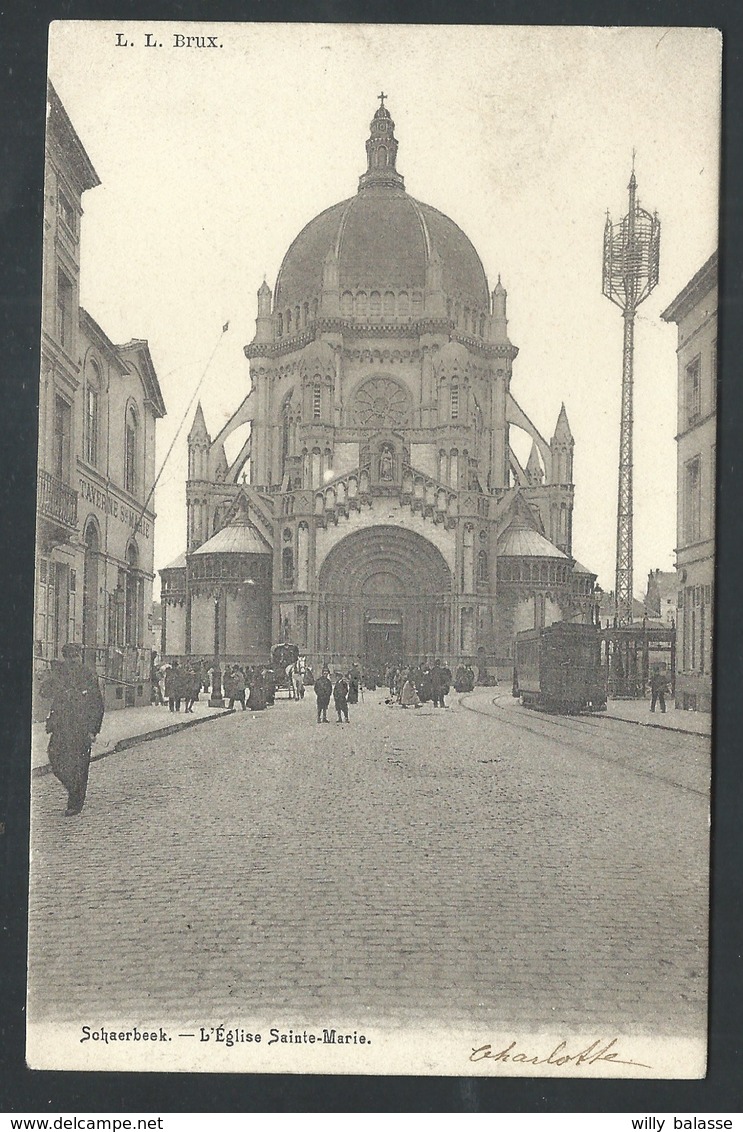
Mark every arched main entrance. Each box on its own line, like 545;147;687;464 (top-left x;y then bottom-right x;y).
317;526;453;667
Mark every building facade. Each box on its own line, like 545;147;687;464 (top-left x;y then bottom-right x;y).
644;568;677;627
162;100;595;672
661;251;717;711
35;84;166;712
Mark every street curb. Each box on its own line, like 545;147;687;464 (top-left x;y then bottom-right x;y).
32;708;236;779
483;692;710;739
595;712;710;740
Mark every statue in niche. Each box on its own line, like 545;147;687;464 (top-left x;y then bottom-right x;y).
379;444;394;482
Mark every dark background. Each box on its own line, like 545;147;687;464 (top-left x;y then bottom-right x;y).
1;0;740;1114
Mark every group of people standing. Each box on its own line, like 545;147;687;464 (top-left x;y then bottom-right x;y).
158;660;203;713
152;657;277;714
312;663;362;723
385;660;453;709
223;664;276;711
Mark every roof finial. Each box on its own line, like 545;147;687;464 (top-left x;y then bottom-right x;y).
378;90;387;109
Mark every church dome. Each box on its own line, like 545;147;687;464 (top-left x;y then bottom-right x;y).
273;98;490;321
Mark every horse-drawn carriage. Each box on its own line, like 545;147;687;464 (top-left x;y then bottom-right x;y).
270;643;313;699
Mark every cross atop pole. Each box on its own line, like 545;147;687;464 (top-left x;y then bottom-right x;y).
378;91;387;108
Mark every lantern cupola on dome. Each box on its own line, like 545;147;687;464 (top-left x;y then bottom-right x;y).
358;92;405;192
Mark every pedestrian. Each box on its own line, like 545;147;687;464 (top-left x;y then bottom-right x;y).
263;667;276;706
249;667;267;711
314;667;333;723
400;676;421;708
230;666;247;710
430;659;450;708
164;661;181;712
650;665;669;713
150;652;164;705
333;672;350;723
348;662;361;705
45;642;104;816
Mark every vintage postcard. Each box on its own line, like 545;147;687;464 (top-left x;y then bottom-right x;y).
28;22;720;1076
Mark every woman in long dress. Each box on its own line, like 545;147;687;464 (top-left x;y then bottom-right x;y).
400;677;421;708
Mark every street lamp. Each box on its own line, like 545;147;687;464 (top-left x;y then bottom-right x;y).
209;577;256;707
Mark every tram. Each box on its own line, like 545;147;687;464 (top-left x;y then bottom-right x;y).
513;622;607;714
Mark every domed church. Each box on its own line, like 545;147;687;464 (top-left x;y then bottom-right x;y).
160;98;596;673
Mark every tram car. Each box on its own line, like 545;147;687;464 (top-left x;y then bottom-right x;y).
513;622;607;714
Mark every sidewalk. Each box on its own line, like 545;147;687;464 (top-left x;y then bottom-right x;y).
601;697;711;737
32;699;234;775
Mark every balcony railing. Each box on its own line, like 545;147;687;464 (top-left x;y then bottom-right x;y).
37;469;78;529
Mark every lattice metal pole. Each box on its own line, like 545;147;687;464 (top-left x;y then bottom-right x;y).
603;165;660;623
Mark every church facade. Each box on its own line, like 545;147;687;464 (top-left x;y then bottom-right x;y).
161;99;596;673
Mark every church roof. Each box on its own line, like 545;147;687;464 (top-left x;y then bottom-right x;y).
161;552;187;571
572;559;596;575
498;526;569;559
191;506;271;557
273;100;490;314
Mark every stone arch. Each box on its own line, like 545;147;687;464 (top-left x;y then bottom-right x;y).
317;526;453;663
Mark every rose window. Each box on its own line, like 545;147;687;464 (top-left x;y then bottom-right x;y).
353;378;411;429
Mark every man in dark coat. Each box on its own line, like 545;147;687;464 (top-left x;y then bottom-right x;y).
650;665;669;713
164;662;181;712
314;667;332;723
333;673;350;723
46;643;104;816
430;660;450;708
348;662;361;705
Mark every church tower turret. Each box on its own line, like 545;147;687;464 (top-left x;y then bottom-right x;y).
358;94;405;192
550;403;574;485
255;278;273;343
188;402;210;480
491;276;508;342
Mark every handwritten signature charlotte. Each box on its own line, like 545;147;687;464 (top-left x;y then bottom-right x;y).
470;1037;652;1070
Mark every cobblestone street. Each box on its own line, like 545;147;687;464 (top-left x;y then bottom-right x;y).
28;688;709;1043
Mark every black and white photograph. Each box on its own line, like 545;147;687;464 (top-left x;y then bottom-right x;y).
28;22;720;1077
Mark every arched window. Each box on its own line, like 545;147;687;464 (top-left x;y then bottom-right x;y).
124;542;141;647
398;291;410;317
341;291;354;318
450;448;459;490
286;309;292;334
303;302;309;326
312;298;318;320
297;523;310;590
85;360;100;467
370;291;381;319
282;547;294;587
281;398;292;476
383;290;395;318
124;404;138;495
479;313;486;337
294;305;301;330
377;145;388;167
82;519;100;649
355;291;368;320
277;312;283;337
